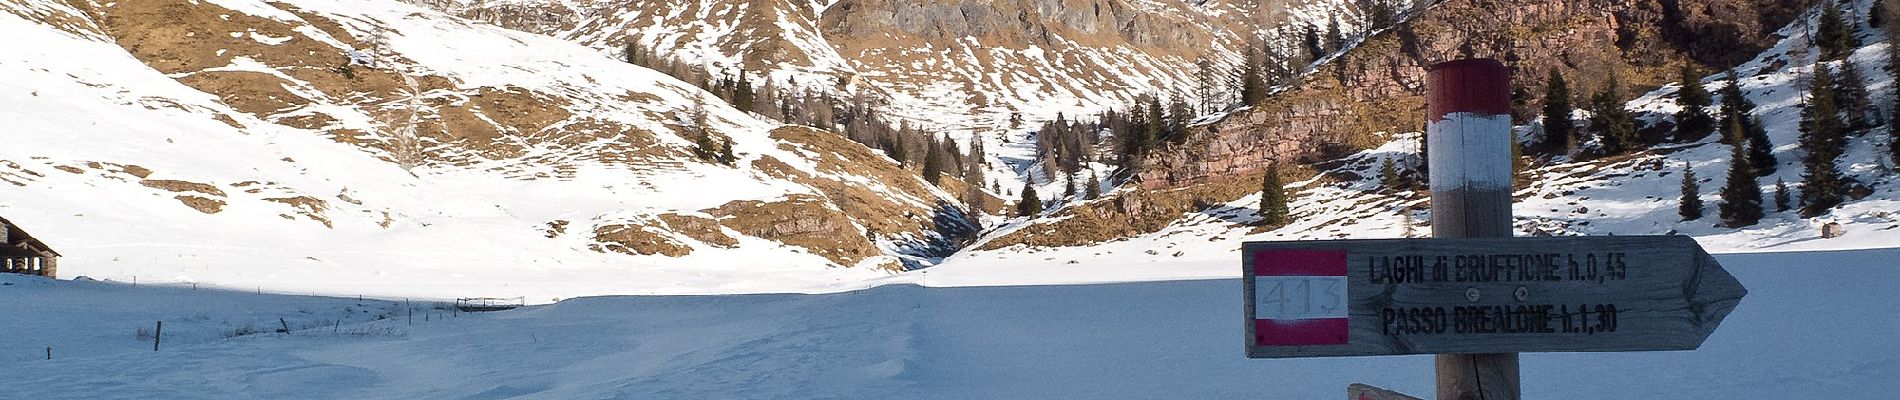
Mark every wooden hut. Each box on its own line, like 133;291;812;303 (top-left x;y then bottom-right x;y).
1;216;60;278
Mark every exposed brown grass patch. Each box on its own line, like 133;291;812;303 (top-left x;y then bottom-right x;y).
712;194;879;266
141;179;226;197
174;195;225;214
591;224;691;257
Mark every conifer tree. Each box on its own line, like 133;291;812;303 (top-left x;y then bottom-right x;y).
1718;71;1760;144
1746;115;1777;176
1168;97;1194;145
1326;17;1345;55
1679;165;1704;221
1817;3;1856;61
1086;172;1101;200
693;133;717;161
623;42;640;66
1591;73;1639;155
732;71;755;113
718;138;735;166
1674;64;1716;143
1064;172;1077;199
1259;164;1290;226
1196;57;1220;113
1145;96;1165;148
1833;60;1876;130
923;136;944;185
1120;105;1151;170
1541;70;1575;151
1303;26;1325;62
1240;44;1267;105
1017;182;1043;217
1379;158;1400;191
1774;178;1792;212
1799;65;1849;217
889;133;909;165
1719;130;1765;227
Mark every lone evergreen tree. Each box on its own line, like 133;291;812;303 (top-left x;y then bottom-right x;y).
1016;182;1043;217
1541;70;1575;151
1817;3;1856;61
1674;64;1716;143
1591;73;1639;156
1679;164;1704;221
1718;71;1760;144
1086;172;1101;200
1379;158;1400;191
1745;115;1777;176
922;136;944;185
1774;178;1792;212
718;138;735;166
1798;65;1849;217
1259;164;1291;226
1718;131;1764;227
1063;171;1077;199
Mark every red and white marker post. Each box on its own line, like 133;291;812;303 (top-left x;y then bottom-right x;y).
1425;58;1518;400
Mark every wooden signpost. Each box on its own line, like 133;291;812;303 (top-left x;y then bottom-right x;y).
1242;59;1747;400
1242;235;1746;357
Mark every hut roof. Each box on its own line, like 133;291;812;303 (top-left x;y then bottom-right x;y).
1;215;61;258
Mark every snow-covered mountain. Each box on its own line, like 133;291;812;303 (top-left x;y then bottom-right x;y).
944;0;1899;283
0;0;988;301
433;0;1387;198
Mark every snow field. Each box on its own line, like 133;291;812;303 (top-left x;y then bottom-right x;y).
5;248;1897;398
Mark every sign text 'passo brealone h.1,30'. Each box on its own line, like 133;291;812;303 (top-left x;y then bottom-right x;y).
1243;236;1746;358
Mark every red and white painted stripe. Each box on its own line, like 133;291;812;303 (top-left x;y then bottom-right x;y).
1425;59;1515;192
1251;250;1350;346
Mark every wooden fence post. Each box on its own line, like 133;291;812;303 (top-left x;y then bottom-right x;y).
153;321;163;352
1426;58;1521;400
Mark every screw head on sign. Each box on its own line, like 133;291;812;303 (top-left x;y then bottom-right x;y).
1515;286;1530;302
1465;287;1481;303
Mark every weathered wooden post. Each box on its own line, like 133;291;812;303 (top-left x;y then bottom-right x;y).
42;257;55;279
153;321;163;352
1426;58;1518;400
1241;63;1746;399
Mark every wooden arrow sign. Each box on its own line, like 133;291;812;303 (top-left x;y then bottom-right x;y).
1243;235;1746;358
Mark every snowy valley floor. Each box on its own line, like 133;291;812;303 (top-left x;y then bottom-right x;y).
4;248;1897;399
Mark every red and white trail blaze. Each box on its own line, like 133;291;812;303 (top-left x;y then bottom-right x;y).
1250;250;1350;346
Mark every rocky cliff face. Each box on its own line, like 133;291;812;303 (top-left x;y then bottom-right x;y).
1137;0;1810;190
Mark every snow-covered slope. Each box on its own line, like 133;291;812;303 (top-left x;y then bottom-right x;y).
439;0;1378;200
5;248;1896;398
936;0;1900;284
0;0;977;302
